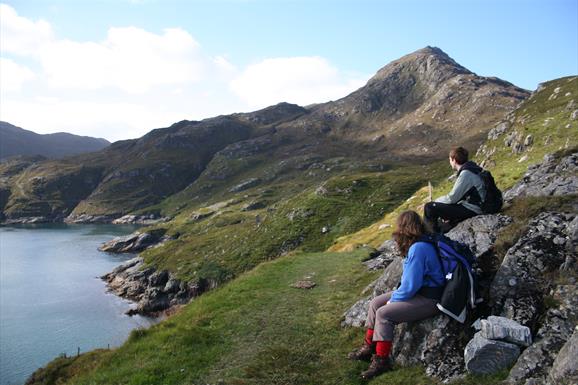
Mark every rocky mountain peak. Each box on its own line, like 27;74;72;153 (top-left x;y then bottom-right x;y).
368;46;471;86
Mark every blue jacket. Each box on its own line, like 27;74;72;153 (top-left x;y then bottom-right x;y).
390;241;445;302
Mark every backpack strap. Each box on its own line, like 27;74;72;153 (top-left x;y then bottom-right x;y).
418;235;445;275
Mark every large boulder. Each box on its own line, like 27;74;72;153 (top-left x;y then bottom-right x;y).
505;284;578;384
480;316;532;347
393;314;471;380
504;152;578;201
445;214;513;258
464;332;520;375
547;327;578;385
491;212;576;330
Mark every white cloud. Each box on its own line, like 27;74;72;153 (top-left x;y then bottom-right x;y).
0;4;368;141
230;56;366;108
1;98;185;141
39;27;205;93
0;4;53;56
0;58;35;91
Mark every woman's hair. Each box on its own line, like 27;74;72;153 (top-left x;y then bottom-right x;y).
392;210;426;256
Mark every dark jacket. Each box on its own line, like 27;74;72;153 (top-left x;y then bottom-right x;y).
436;259;480;323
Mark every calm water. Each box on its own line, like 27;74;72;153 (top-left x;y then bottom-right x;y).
0;224;157;385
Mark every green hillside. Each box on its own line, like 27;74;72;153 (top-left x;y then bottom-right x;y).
24;76;576;385
330;76;578;251
28;249;508;385
141;163;448;285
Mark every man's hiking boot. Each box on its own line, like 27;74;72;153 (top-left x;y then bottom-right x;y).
347;343;373;361
360;354;392;379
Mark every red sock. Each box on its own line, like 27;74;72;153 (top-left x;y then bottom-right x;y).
376;341;392;357
364;329;374;345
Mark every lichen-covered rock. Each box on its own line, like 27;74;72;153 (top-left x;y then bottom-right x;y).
504;152;578;201
491;212;576;330
464;332;520;375
362;239;400;270
342;297;371;328
547;327;578;385
99;229;168;253
480;316;532;347
394;314;470;381
506;284;578;384
488;121;509;140
446;214;513;258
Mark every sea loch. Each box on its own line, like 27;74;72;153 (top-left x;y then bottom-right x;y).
0;224;156;385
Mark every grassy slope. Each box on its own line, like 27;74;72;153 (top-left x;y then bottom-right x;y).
29;250;505;385
27;77;577;385
140;163;448;284
330;76;578;251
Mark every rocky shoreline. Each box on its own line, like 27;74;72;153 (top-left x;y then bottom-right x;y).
100;257;213;316
1;213;171;225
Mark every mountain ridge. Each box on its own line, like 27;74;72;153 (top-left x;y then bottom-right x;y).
0;47;529;223
0;121;110;160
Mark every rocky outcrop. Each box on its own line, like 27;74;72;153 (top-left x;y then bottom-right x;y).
343;151;578;382
99;229;176;253
101;257;213;316
112;214;171;225
362;239;401;271
445;214;513;258
505;284;577;384
503;152;578;201
490;212;576;329
547;327;578;385
342;255;403;328
229;178;261;193
464;332;521;375
64;214;118;224
2;216;52;224
393;313;470;380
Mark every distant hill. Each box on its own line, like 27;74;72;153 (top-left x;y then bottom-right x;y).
0;121;110;160
0;47;530;223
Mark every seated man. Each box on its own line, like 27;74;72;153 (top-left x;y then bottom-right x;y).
424;147;486;233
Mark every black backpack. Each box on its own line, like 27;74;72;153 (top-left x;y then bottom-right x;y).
478;170;503;214
421;234;482;323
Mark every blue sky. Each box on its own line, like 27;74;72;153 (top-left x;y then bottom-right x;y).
1;0;577;141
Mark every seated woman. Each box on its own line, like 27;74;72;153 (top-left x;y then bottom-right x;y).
348;210;445;379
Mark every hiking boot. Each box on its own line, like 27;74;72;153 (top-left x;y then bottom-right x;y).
360;354;392;379
347;343;373;361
